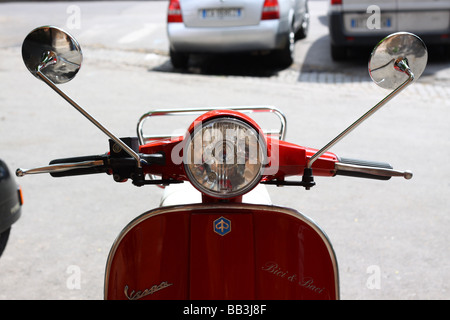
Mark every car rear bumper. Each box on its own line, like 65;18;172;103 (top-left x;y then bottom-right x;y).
328;11;450;47
167;20;288;53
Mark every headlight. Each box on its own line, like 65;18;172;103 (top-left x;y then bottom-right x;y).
184;116;266;199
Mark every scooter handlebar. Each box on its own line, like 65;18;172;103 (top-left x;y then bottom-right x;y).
335;157;413;180
16;155;108;178
48;155;109;177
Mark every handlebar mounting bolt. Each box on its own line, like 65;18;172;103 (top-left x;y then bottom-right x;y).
112;143;122;154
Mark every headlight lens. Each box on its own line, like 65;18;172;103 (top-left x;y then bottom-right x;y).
184;117;266;198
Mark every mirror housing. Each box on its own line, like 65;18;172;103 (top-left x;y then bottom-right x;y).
369;32;427;90
22;26;82;84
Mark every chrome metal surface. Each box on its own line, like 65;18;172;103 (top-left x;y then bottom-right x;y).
335;162;413;180
21;26;142;168
22;26;82;84
35;70;143;168
308;32;426;169
137;106;287;145
308;67;414;169
16;160;104;177
369;32;427;90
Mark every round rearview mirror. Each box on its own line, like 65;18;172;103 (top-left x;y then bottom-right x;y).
22;26;82;84
368;32;427;90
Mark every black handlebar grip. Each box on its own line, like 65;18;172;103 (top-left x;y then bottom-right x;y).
335;157;393;180
49;155;108;177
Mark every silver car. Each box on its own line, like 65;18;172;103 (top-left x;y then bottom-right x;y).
328;0;450;61
167;0;310;68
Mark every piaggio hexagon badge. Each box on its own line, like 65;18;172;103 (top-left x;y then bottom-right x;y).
214;216;231;236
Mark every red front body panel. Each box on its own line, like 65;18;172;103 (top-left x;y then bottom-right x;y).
104;204;339;300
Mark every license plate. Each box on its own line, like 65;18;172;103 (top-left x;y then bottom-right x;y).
201;8;242;20
349;15;393;30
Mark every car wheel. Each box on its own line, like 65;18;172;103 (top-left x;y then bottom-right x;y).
331;44;348;61
0;228;11;257
170;49;189;69
274;27;295;68
295;4;310;40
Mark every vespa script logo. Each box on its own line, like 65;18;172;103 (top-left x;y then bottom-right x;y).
214;216;231;236
124;281;173;300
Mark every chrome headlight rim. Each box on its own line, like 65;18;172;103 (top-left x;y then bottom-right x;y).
183;116;266;199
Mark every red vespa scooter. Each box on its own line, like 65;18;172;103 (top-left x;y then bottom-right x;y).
17;26;427;300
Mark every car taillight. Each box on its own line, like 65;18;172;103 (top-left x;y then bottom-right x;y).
18;187;24;206
261;0;280;20
331;0;342;5
168;0;183;23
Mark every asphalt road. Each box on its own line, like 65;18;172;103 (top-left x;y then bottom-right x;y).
0;1;449;300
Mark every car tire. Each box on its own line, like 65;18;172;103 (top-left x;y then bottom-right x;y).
295;4;310;40
0;228;11;257
331;44;348;61
170;49;189;69
274;27;295;68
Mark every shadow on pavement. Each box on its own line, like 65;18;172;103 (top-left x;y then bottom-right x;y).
152;51;291;78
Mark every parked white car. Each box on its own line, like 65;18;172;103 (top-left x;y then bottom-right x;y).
328;0;450;60
167;0;310;68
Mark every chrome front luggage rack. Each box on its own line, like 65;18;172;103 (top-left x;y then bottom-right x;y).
137;106;287;145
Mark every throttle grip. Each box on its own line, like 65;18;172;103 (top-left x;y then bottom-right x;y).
49;155;107;177
338;157;393;170
335;157;412;180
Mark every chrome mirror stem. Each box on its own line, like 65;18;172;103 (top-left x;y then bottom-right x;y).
308;32;427;170
307;60;414;169
36;68;143;168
